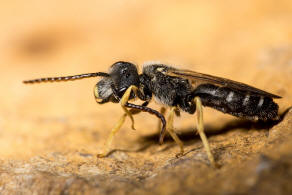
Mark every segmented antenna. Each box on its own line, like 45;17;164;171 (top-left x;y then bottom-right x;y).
23;72;109;84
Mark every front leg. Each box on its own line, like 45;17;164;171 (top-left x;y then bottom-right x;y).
97;101;149;158
97;112;127;157
111;84;139;130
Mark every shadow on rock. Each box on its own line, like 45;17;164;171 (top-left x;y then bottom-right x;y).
137;108;289;145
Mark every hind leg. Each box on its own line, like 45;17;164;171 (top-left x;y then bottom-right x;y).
194;97;216;167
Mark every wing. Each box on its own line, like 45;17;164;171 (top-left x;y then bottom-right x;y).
166;68;281;99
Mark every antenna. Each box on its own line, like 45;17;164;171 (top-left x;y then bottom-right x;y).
23;72;109;84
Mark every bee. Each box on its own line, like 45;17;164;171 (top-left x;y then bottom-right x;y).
23;61;281;167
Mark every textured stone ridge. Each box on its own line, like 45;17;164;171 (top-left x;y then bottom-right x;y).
0;110;291;194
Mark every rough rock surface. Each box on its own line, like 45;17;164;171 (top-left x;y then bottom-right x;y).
0;1;292;194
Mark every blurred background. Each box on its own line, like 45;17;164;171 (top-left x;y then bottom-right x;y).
0;0;291;159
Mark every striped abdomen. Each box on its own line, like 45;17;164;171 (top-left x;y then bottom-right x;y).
192;84;279;120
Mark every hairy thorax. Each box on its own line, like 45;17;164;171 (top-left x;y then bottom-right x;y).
142;64;193;107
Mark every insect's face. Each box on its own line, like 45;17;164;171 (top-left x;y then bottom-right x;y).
109;61;140;92
94;77;115;104
94;61;140;104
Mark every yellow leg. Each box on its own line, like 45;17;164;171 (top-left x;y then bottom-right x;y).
167;107;184;156
120;85;138;130
157;107;167;132
97;101;147;158
194;97;216;167
97;113;127;157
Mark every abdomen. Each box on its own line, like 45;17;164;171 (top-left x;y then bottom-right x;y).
192;84;279;121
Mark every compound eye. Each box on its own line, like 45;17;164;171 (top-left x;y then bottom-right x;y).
121;69;130;78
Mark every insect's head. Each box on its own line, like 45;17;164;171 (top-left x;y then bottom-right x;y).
109;61;139;91
94;61;140;104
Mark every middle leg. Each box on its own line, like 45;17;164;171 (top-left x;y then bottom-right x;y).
157;107;167;132
166;107;184;156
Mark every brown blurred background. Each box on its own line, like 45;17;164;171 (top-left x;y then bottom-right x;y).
0;1;292;194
